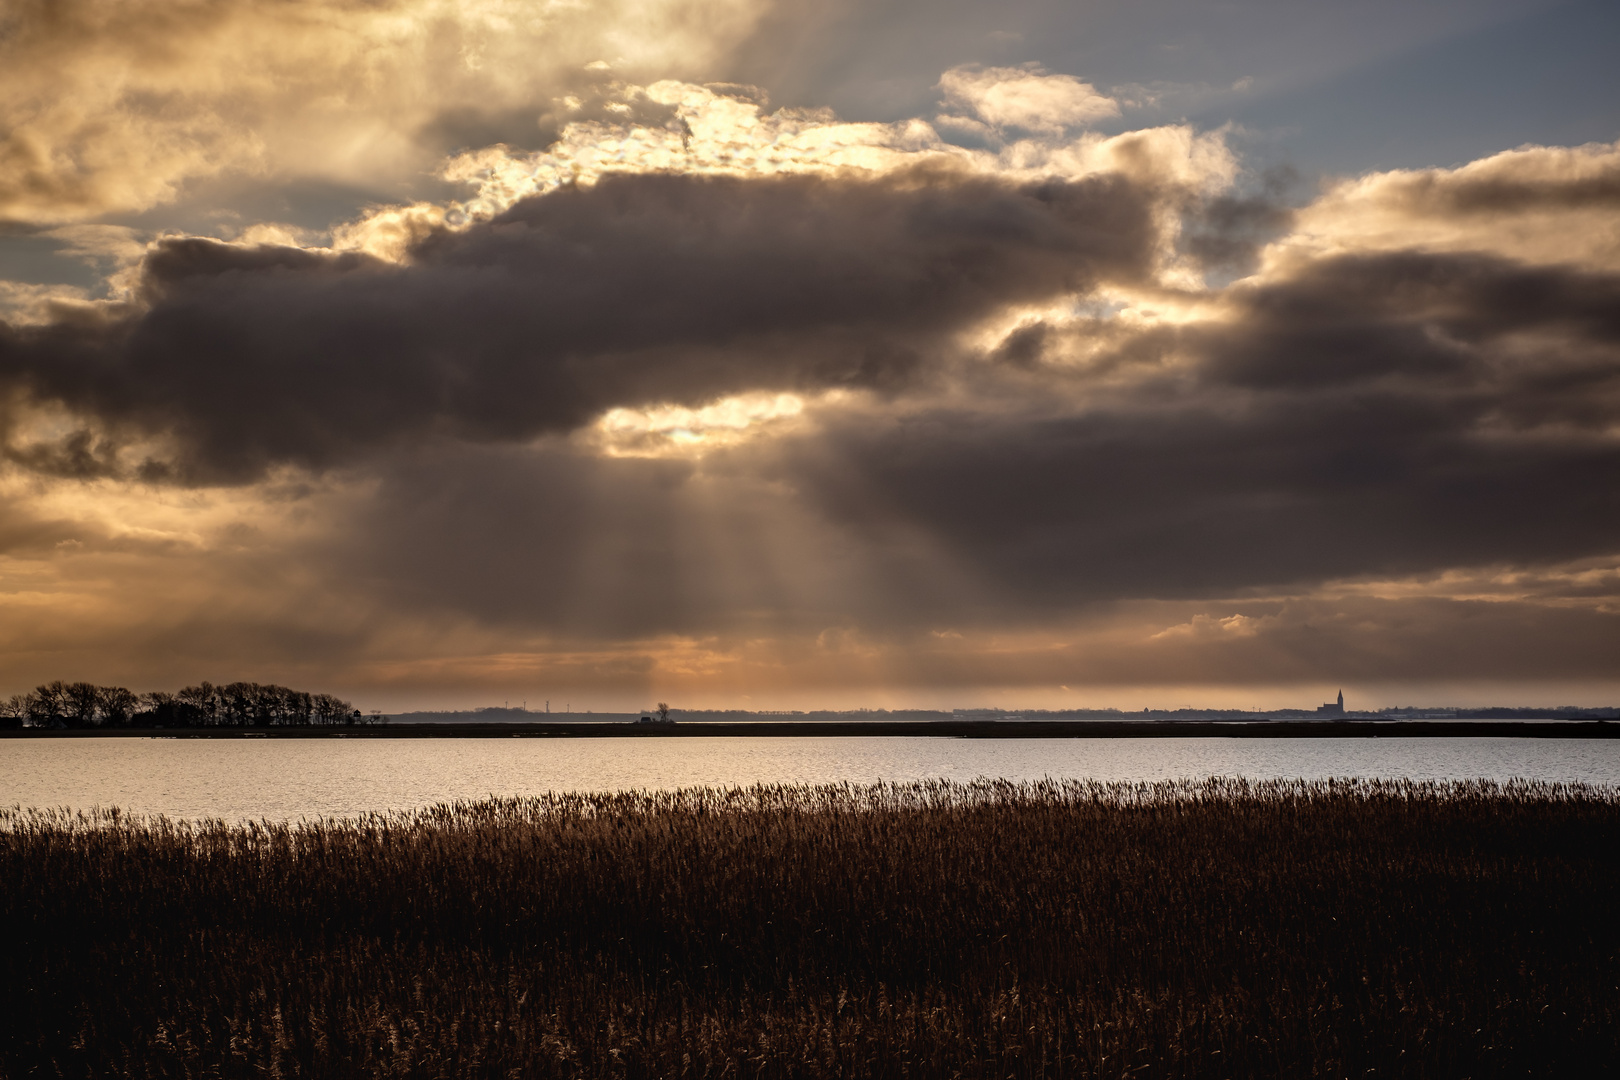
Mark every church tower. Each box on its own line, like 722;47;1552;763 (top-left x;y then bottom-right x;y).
1318;690;1346;717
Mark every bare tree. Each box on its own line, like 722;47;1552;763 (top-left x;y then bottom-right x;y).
64;682;100;727
95;686;138;727
177;682;219;726
28;682;66;726
312;693;353;725
656;702;672;723
0;694;27;728
219;682;258;725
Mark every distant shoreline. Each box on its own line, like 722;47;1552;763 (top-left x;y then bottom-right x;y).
4;719;1616;739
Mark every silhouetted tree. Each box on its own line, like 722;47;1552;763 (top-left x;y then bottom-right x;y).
0;694;25;729
312;694;352;725
28;683;69;727
218;682;259;726
176;682;219;726
8;678;358;728
62;683;101;727
139;691;179;726
95;686;138;727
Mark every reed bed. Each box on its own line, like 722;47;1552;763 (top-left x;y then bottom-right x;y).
3;778;1616;1078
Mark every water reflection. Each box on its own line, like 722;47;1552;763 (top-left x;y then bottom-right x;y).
2;736;1617;822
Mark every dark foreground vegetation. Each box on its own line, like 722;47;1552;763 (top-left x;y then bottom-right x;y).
0;679;365;729
3;780;1617;1078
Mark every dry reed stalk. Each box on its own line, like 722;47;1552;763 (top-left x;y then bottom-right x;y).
2;779;1616;1076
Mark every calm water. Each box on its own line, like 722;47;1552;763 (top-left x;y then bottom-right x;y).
2;736;1617;822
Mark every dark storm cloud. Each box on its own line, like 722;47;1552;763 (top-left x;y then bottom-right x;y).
334;246;1620;637
0;165;1157;481
1204;252;1620;393
762;248;1620;611
290;234;1620;644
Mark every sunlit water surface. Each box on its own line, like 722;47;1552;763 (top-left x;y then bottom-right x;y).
2;736;1618;822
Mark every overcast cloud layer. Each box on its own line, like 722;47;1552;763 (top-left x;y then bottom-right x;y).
1;0;1617;709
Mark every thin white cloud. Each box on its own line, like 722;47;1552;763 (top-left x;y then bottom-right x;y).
938;65;1120;134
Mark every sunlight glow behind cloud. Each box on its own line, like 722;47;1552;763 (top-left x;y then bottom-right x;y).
591;392;811;457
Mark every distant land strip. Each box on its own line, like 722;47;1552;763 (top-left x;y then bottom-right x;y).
5;719;1617;739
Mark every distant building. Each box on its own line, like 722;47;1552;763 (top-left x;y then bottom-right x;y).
1317;691;1345;717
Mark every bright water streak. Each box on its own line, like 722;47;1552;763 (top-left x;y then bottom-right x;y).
2;736;1618;823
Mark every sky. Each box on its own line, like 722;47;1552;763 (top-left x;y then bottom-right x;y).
1;0;1617;713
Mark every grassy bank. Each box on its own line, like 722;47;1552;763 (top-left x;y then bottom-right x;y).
3;779;1617;1077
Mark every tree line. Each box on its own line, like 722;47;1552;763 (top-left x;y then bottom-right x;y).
0;681;375;729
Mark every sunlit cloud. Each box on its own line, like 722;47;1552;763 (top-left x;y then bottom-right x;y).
590;392;813;457
938;64;1120;134
436;80;1234;233
0;0;770;225
1261;139;1620;275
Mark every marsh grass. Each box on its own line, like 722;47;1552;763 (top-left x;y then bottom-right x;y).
3;778;1617;1077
